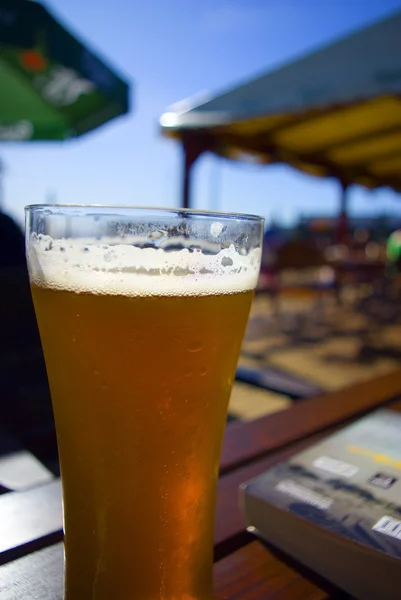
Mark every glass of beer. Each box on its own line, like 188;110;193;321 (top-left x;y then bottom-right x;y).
25;205;263;600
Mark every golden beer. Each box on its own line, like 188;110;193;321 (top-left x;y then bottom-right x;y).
31;283;253;599
26;206;263;600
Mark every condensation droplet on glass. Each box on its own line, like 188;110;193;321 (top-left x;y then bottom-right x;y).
149;229;166;240
210;222;223;237
199;366;207;376
187;341;202;353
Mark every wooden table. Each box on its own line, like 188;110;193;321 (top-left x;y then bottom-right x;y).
1;368;401;599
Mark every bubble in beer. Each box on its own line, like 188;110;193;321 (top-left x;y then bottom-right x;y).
221;256;233;267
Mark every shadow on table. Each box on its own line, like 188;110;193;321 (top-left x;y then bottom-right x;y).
257;536;353;599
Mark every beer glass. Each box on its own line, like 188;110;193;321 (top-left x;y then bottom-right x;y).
25;205;263;600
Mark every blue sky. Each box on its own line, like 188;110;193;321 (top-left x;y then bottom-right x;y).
2;0;401;226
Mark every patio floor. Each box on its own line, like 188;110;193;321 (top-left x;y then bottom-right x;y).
229;290;401;421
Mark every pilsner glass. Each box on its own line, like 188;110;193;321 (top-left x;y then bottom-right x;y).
25;205;263;600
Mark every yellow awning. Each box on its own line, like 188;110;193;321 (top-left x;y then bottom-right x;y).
161;11;401;195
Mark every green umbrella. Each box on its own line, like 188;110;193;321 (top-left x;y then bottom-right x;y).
0;0;130;141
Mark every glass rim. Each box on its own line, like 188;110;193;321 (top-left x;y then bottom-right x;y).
25;204;264;223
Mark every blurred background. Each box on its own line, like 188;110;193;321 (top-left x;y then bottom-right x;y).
0;0;400;482
1;0;401;224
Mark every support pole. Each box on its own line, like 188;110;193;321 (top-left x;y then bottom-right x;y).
336;180;349;244
181;134;205;209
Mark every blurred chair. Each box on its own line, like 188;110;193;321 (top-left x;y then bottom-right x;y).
257;239;336;342
355;255;401;361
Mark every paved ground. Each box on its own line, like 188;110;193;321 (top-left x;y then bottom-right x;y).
229;289;401;421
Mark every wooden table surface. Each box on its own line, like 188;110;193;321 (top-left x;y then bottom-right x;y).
1;368;401;599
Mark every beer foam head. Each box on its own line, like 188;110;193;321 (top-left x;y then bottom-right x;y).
28;235;261;296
